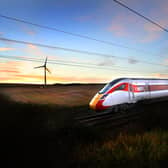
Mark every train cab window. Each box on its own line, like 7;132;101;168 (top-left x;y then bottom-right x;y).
115;84;126;91
99;83;112;94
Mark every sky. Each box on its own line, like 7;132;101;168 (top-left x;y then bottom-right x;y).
0;0;168;84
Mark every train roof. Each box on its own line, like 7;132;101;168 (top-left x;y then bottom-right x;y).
110;77;168;83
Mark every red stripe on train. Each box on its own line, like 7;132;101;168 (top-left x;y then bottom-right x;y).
107;83;129;94
96;100;109;110
106;83;168;94
150;85;168;91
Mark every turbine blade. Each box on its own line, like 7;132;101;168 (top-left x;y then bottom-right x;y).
46;67;51;73
45;57;48;65
34;65;44;69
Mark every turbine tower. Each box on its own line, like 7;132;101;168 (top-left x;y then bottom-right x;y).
34;57;51;86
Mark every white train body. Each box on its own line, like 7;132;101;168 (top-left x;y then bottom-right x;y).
89;78;168;111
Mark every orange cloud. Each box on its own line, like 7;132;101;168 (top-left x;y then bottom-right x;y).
108;0;168;43
0;61;22;67
108;11;163;43
25;44;59;60
138;0;168;42
26;44;44;56
144;23;161;32
108;14;164;43
108;14;132;37
0;61;22;82
0;60;110;84
108;23;127;37
0;47;14;51
0;77;11;80
0;61;22;78
13;74;109;83
140;22;163;42
153;73;168;78
25;30;36;36
0;70;20;73
28;44;36;49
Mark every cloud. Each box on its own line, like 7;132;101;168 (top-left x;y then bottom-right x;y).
108;12;147;41
25;44;59;60
20;24;36;36
0;61;22;67
144;23;161;32
26;30;36;36
28;44;37;49
26;44;44;56
128;57;138;64
108;14;132;37
97;58;115;66
140;22;163;42
54;76;109;83
107;0;168;43
0;70;20;73
0;60;109;83
108;11;163;43
0;61;22;82
153;73;168;78
136;0;168;42
0;47;14;51
0;61;22;74
10;73;109;83
108;13;164;43
0;77;12;80
108;23;127;37
162;58;168;65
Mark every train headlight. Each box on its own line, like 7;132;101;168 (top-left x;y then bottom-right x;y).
100;94;108;100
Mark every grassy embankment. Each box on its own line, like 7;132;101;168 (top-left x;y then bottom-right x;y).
72;100;168;168
0;85;168;167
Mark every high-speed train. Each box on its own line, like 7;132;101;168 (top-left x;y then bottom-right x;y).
89;78;168;111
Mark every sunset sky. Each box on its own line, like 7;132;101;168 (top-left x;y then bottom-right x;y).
0;0;168;84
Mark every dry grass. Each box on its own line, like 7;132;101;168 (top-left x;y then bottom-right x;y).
0;84;103;107
73;130;168;167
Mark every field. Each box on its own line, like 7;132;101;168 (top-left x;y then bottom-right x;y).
0;84;168;168
0;84;103;106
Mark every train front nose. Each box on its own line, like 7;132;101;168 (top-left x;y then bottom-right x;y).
89;93;102;110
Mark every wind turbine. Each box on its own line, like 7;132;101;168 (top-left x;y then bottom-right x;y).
34;57;51;86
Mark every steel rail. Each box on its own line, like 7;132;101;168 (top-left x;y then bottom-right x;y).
76;111;141;127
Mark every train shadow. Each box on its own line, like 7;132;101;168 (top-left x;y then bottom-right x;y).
102;97;168;130
129;98;168;130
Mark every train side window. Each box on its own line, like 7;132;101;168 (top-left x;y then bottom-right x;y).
115;84;126;91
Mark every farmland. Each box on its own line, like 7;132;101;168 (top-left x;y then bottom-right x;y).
0;84;168;168
0;84;103;106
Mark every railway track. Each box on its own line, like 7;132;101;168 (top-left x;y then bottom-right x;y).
75;110;141;127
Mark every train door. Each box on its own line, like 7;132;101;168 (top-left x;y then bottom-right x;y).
145;81;150;99
129;80;150;103
128;79;135;103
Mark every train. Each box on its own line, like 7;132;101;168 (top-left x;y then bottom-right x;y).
89;78;168;111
